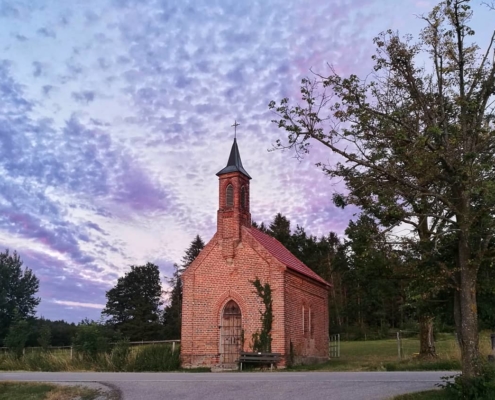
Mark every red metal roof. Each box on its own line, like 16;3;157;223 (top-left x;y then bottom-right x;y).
249;227;330;287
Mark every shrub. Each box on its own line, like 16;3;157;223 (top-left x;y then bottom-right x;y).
73;323;109;360
37;325;51;351
4;318;30;359
441;361;495;399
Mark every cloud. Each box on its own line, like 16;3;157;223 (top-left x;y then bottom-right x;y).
51;299;105;309
0;0;457;322
37;27;56;38
13;33;27;41
42;85;55;96
0;1;19;18
32;61;44;77
71;90;96;103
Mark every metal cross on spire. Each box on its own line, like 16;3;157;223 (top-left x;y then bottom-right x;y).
231;120;240;139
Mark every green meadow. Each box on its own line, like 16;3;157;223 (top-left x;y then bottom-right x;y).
290;332;493;372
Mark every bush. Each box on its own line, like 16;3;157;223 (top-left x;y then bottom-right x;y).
4;318;30;359
130;344;180;372
441;361;495;399
37;325;51;351
73;323;109;360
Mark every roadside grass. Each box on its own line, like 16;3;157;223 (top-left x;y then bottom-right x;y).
0;343;180;372
1;332;491;373
390;390;448;399
288;331;492;372
0;381;102;400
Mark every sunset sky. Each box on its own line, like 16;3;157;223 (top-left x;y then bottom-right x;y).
0;0;492;322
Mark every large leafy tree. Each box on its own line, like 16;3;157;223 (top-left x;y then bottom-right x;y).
102;263;163;340
0;250;40;344
270;0;495;378
163;235;205;339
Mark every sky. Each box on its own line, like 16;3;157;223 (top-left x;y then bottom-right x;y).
0;0;493;323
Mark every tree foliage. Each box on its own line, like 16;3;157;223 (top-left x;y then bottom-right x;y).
102;263;163;340
73;320;110;360
0;250;40;344
28;318;78;347
162;235;205;339
4;312;31;358
270;0;495;378
37;324;51;351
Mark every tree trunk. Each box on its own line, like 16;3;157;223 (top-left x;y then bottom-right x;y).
457;229;480;379
418;315;437;358
453;289;462;345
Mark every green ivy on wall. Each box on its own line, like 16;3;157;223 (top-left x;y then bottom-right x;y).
250;278;273;353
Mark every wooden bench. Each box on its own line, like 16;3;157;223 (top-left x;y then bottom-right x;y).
238;352;282;371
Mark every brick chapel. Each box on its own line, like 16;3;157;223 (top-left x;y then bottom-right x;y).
180;137;330;368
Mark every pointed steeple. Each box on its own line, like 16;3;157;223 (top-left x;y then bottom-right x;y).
216;138;251;179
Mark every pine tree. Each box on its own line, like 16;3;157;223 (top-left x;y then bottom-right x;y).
162;235;205;339
268;213;292;248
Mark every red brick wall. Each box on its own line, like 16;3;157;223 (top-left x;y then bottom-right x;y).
181;227;329;368
181;227;286;367
284;272;329;364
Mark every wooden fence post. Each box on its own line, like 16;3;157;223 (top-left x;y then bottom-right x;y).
396;331;401;360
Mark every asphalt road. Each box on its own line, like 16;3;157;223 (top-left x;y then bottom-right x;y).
0;371;454;400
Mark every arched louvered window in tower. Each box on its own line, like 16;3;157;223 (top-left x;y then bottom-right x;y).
226;184;234;207
240;186;246;209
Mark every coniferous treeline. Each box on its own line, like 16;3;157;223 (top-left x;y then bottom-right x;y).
254;213;495;340
3;211;493;349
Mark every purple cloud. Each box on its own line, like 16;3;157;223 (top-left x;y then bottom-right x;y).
37;27;56;38
0;0;489;323
71;90;96;103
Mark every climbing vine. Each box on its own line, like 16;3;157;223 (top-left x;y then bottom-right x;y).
250;278;273;353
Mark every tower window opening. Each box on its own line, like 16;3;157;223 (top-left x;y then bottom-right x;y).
226;184;234;207
241;186;246;209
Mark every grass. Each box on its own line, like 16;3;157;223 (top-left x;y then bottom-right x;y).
288;331;493;372
0;381;102;400
391;390;448;399
0;343;180;372
1;332;492;373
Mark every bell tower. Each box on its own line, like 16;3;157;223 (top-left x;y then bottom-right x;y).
216;137;251;259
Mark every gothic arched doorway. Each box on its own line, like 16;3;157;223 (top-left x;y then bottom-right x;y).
220;300;242;364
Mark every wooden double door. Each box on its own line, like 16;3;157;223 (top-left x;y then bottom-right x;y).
220;300;242;364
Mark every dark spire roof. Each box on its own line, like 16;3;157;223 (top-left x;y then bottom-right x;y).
216;138;251;179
